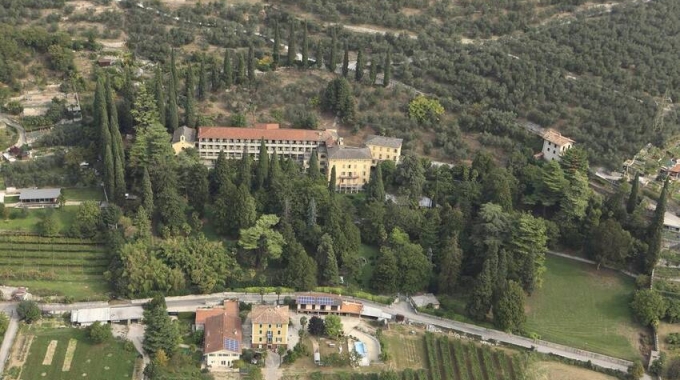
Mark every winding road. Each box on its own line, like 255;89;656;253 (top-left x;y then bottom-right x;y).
0;114;26;149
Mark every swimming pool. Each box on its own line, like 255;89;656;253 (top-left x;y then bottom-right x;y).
354;341;367;358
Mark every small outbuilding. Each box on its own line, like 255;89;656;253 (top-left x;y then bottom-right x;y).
410;293;440;310
19;188;61;205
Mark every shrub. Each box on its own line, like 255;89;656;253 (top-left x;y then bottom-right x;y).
87;321;113;344
17;300;41;323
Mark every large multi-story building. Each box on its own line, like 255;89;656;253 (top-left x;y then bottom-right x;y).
365;135;403;165
196;123;341;168
326;146;373;193
250;305;289;350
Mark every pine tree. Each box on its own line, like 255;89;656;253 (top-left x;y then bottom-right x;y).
143;295;181;356
646;179;669;273
142;167;154;214
367;164;385;202
308;150;320;180
184;63;197;128
238;147;252;189
198;59;207;101
301;20;308;69
287;20;296;66
467;257;494;320
247;45;255;83
222;49;233;87
328;166;336;193
315;41;324;69
373;247;398;293
234;182;257;232
103;144;115;201
256;139;269;190
355;48;364;82
328;28;337;72
341;42;349;78
369;56;378;85
438;235;462;294
237;53;246;85
153;66;166;127
627;173;640;214
272;21;280;70
383;48;391;87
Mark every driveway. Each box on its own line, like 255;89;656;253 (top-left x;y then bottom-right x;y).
127;323;149;370
263;351;281;380
0;309;19;374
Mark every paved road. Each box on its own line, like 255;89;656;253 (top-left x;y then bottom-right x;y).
0;115;26;148
19;290;649;379
0;303;18;375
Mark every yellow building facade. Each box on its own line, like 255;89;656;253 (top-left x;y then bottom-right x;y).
171;126;197;154
326;146;373;193
250;305;289;349
365;135;403;165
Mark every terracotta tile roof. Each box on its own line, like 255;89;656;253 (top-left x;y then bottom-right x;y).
203;312;242;354
542;129;574;146
198;126;337;142
250;305;289;325
668;163;680;174
339;301;363;315
195;300;239;326
365;135;403;149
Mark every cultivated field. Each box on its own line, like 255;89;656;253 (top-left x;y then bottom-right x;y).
0;235;109;300
6;326;136;380
528;361;617;380
526;255;643;360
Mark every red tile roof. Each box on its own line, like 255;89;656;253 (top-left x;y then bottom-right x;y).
542;129;574;146
204;313;242;354
198;126;335;142
195;300;239;326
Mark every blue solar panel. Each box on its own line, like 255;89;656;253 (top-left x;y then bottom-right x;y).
223;338;239;352
297;295;340;306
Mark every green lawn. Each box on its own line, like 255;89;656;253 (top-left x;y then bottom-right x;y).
62;188;104;202
18;327;137;380
3;279;109;301
526;255;643;360
358;244;379;289
0;206;78;234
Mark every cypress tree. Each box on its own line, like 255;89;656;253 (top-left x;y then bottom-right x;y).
373;247;398;293
308;150;320;180
268;149;281;188
369;56;378;85
142;166;154;214
103;144;115;202
315;41;323;69
367;164;385;202
438;234;463;295
213;150;231;194
383;49;392;87
188;164;209;216
247;45;255;83
198;59;207;101
466;257;494;320
113;147;126;204
222;49;233;87
328;28;337;72
234;182;257;231
167;81;179;132
318;234;339;285
184;63;196;128
119;67;135;133
211;61;220;92
272;21;280;69
341;42;349;78
287;20;296;66
256;139;269;190
328;166;336;193
355;48;365;82
153;66;166;127
238;146;252;190
237;53;246;85
627;173;640;214
170;49;179;94
646;179;669;273
307;197;317;227
301;20;308;69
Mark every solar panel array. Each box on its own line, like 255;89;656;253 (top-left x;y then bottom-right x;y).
297;295;338;306
223;338;239;352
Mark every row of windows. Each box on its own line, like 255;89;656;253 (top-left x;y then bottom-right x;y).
201;145;317;153
339;172;367;177
257;337;284;342
371;147;399;153
339;164;368;169
258;330;283;335
258;323;284;328
201;138;319;145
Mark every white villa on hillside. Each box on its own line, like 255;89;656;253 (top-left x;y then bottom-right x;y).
541;129;574;161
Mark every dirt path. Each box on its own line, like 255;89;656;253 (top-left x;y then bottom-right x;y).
263;351;282;380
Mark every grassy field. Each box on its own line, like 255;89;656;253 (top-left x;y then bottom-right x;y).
62;188;104;202
526;255;642;360
0;235;109;300
17;327;136;380
0;207;78;234
528;361;617;380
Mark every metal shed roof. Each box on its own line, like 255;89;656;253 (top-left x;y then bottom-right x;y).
19;188;61;200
